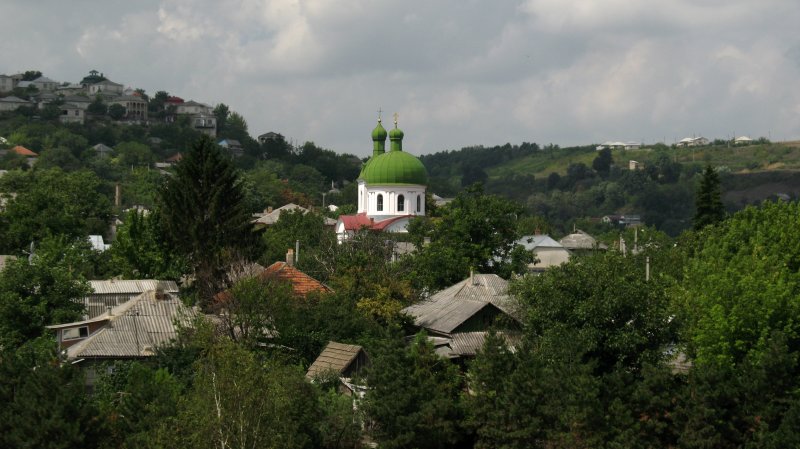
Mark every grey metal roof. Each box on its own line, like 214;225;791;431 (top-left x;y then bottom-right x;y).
402;274;519;335
306;341;365;379
516;234;564;250
448;331;520;357
559;230;607;250
62;290;195;359
88;279;178;295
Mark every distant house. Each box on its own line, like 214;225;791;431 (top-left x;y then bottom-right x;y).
257;132;283;144
192;114;217;136
601;215;642;228
676;137;709;147
176;100;213;116
108;95;148;121
18;76;59;92
559;229;608;251
734;136;753;145
402;273;520;338
0;96;31;111
629;160;643;170
47;290;195;389
0;74;16;92
306;341;369;384
59;103;85;124
253;203;337;228
515;234;571;270
92;143;114;157
82;279;180;319
258;260;332;297
8;145;38;166
165;152;183;165
88;79;124;97
218;138;244;157
62;95;92;109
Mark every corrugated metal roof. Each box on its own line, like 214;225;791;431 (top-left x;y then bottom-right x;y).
88;280;179;295
559;230;607;250
65;291;195;359
306;341;365;379
448;331;520;357
516;235;564;250
402;274;520;335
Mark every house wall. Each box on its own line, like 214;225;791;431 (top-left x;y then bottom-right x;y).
532;247;571;268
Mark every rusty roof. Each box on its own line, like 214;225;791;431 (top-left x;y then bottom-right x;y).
260;262;332;296
306;341;365;379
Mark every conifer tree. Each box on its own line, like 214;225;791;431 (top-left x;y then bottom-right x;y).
693;165;725;230
159;136;252;307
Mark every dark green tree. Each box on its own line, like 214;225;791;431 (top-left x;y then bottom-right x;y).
158;136;253;306
592;148;612;177
364;331;465;449
108;103;126;120
109;210;186;280
261;208;327;264
692;164;725;230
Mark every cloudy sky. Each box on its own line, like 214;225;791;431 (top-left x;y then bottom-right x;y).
1;0;798;157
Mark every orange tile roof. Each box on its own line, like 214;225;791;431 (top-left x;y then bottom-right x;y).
260;262;332;296
11;145;37;157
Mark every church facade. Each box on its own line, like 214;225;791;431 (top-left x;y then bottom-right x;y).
335;117;428;241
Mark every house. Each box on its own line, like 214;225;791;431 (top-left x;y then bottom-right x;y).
62;95;92;109
402;273;520;338
602;215;642;227
676;137;709;147
0;96;31;112
258;131;283;144
108;95;148;121
82;279;180;319
596;141;626;150
8;145;38;166
47;290;195;389
218;138;244;157
515;234;571;270
253;203;337;228
257;260;332;297
19;76;59;92
59;103;85;124
336;118;427;241
0;74;17;92
428;331;520;359
191;114;217;136
734;136;753;145
306;341;370;395
629;160;643;170
559;229;608;251
176;100;213;115
165;152;183;165
92;143;114;157
88;79;124;97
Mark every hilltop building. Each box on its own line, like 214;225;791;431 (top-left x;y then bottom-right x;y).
335;116;428;241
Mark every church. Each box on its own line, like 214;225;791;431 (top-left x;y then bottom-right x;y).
335;116;428;241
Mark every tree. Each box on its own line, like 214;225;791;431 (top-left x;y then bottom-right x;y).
108;103;126;120
680;201;800;368
407;184;532;291
109;210;186;280
159;136;253;306
213;103;230;135
592;148;612;177
261;208;327;264
0;236;91;349
693;164;725;230
364;331;465;449
20;70;42;81
87;96;108;116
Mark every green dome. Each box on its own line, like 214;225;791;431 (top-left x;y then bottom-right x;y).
372;120;387;141
389;127;404;140
360;151;428;185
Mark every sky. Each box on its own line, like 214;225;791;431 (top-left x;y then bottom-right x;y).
1;0;799;157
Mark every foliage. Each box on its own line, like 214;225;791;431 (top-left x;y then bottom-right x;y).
158;136;253;306
0;236;92;349
407;184;532;291
680;201;800;368
0;168;112;253
693;164;725;230
364;331;465;449
108;210;186;280
108;103;126;120
0;340;104;449
261;208;327;265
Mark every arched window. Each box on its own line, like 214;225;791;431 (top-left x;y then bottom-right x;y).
416;195;421;212
377;194;384;212
398;194;405;212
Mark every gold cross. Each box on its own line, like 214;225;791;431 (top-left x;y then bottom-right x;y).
393;112;399;127
377;107;382;121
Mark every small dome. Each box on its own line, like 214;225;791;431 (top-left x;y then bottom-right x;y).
389;126;404;140
360;150;428;185
372;120;387;141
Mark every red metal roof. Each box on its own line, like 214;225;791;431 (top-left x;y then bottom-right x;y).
338;213;413;231
11;145;37;157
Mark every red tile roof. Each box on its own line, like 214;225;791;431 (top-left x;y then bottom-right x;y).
11;145;37;157
338;213;413;232
260;262;331;296
165;152;182;162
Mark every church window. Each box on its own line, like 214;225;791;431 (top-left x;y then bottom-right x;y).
377;194;383;211
398;195;405;212
417;195;421;212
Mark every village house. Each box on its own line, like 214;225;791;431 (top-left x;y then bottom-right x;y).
559;229;608;252
218;138;244;157
88;79;124;97
253;203;337;228
47;289;195;390
108;95;148;121
82;279;180;319
306;341;370;396
0;96;32;112
515;234;571;271
676;136;709;147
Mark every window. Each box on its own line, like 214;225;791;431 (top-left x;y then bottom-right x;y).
377;194;384;211
417;195;421;212
62;326;89;341
398;194;405;212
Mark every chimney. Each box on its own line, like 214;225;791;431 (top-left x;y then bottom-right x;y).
534;227;541;235
115;183;121;207
470;268;474;285
286;249;295;266
267;206;273;214
106;306;112;317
